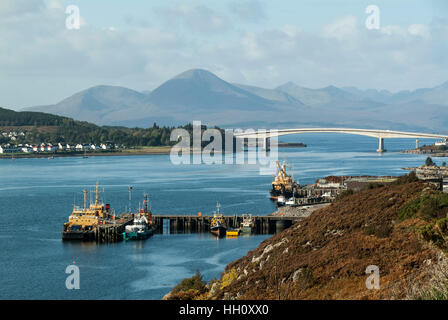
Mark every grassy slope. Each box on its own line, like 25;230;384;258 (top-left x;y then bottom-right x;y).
174;179;448;300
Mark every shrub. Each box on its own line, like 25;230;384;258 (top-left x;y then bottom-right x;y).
172;270;207;295
398;192;448;221
221;268;238;290
425;156;436;167
418;224;445;247
398;196;426;220
436;218;448;234
392;171;419;186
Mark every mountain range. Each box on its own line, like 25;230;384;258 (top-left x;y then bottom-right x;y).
24;69;448;132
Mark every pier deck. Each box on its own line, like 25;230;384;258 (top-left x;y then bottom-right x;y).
152;214;300;234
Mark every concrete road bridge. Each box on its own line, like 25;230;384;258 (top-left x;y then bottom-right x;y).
233;128;448;152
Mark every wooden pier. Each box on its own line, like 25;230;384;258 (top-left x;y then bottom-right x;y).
152;215;300;235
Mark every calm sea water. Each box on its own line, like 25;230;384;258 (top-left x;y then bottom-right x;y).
0;134;446;299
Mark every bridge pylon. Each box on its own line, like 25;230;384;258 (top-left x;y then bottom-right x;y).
377;137;386;153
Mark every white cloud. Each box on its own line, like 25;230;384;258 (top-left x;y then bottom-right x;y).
408;24;430;38
380;25;407;36
322;15;358;40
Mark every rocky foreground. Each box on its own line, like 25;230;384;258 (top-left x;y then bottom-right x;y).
167;175;448;300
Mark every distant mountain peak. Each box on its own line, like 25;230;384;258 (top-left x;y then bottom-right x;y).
276;81;301;90
174;69;219;80
147;68;275;111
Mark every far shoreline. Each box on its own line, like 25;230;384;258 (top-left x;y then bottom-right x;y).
0;146;173;159
1;143;309;160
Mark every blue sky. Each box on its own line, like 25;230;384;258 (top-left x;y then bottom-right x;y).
1;0;447;108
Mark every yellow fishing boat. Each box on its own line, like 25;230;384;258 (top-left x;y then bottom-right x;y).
62;183;114;241
210;202;227;237
226;229;240;237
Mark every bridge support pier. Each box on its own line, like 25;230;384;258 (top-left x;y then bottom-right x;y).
416;139;419;149
377;137;386;153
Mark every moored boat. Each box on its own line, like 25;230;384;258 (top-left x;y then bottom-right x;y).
62;183;113;241
270;160;299;199
123;215;152;240
210;202;227;237
226;229;240;237
123;194;155;240
277;195;286;207
240;214;255;234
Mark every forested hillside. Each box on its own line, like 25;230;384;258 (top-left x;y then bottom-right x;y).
0;107;193;146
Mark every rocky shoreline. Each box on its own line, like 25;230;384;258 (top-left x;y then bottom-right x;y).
402;148;448;157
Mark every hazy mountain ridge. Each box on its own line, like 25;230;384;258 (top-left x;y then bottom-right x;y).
24;69;448;132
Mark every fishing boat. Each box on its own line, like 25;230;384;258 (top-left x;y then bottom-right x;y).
62;183;113;241
270;160;298;199
123;214;152;240
285;196;297;207
226;229;240;237
240;214;255;234
277;195;286;207
210;202;227;237
123;194;154;240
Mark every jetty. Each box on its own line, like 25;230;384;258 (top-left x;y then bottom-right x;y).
152;214;300;234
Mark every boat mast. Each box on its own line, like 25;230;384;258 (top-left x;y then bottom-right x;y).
216;202;221;215
128;185;133;213
143;193;149;213
95;182;99;206
83;189;87;211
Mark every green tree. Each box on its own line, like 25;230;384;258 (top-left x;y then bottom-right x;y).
426;157;436;167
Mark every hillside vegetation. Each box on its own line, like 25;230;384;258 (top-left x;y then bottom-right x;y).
0;107;211;147
170;175;448;300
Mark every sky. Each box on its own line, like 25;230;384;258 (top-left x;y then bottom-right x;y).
0;0;447;109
